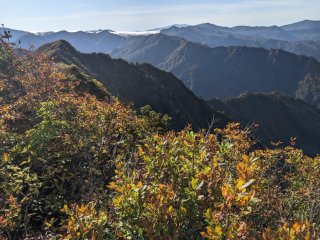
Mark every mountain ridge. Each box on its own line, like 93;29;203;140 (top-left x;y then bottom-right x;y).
38;40;229;130
207;92;320;155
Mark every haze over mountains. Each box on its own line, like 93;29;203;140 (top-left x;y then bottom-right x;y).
2;20;320;59
161;20;320;59
174;20;320;42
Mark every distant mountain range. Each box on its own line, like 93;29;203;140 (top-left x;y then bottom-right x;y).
17;30;126;53
2;20;320;59
161;20;320;59
112;34;320;104
162;20;320;42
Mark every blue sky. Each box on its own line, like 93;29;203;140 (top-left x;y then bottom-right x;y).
1;0;319;32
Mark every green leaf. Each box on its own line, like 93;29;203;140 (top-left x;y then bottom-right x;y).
191;178;198;190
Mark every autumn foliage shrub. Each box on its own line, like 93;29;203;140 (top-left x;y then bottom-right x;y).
108;125;256;239
0;41;165;238
62;202;109;240
1;41;320;239
107;124;320;239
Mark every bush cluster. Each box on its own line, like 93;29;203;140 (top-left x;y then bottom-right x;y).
0;41;320;239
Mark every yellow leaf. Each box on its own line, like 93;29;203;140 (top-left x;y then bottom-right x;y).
293;223;300;233
138;147;143;155
137;181;143;189
215;226;223;236
3;153;10;162
236;179;245;190
205;209;211;219
108;182;117;190
62;204;69;213
191;178;198;190
44;221;52;228
78;139;84;148
168;206;173;213
180;206;187;215
242;154;249;163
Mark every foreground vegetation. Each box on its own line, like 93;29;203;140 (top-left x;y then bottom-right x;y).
0;38;320;239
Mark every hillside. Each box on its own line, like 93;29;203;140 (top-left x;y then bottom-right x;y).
112;34;320;100
295;74;320;109
38;40;228;130
207;92;320;155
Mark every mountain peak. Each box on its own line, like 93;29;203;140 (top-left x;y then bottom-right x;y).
196;23;222;29
36;40;84;66
149;24;189;31
37;40;77;55
281;19;320;31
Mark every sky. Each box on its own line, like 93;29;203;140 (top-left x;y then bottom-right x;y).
1;0;319;32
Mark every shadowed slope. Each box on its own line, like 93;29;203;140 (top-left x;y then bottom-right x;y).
38;40;229;130
207;92;320;155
